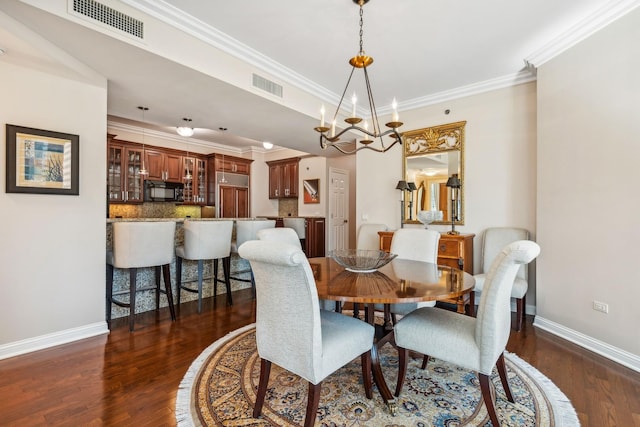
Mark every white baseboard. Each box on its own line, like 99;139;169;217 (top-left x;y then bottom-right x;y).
0;322;109;360
534;316;640;373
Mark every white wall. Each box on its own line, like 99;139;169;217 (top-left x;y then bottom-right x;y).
536;7;640;362
0;61;109;357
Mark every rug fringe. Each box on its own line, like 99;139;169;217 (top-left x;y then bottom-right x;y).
176;323;257;427
505;352;581;426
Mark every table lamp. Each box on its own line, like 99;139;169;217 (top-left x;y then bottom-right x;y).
446;174;461;235
395;180;409;228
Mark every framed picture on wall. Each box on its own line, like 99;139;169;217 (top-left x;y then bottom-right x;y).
5;124;79;195
303;178;319;204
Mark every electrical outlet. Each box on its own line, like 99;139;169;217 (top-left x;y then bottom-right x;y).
592;301;609;313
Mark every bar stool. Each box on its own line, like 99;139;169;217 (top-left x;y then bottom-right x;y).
106;221;177;332
230;219;276;298
282;217;306;252
175;220;234;311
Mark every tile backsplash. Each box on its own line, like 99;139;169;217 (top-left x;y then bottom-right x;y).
109;203;202;218
278;198;298;217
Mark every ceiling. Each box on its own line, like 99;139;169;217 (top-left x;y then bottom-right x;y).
0;0;628;156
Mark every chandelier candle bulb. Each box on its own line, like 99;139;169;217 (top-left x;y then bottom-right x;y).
331;120;336;137
392;98;399;122
320;105;325;128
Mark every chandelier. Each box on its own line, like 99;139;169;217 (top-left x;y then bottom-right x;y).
314;0;403;154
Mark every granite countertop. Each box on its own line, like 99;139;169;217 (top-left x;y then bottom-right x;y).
106;217;272;223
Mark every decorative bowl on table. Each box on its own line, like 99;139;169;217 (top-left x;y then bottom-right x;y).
417;210;443;228
329;249;397;273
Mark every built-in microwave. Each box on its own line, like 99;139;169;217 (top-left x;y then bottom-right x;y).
144;180;184;202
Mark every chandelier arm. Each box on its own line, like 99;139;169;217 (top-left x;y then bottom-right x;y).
318;125;403;154
334;66;357;122
362;65;382;135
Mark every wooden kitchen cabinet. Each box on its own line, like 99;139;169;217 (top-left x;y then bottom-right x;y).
145;148;182;182
267;157;299;198
219;185;249;218
378;231;474;313
216;155;252;174
305;217;325;257
107;136;144;204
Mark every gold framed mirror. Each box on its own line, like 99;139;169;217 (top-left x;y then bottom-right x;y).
402;121;465;226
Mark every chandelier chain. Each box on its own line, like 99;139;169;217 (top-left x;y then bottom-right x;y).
359;5;364;56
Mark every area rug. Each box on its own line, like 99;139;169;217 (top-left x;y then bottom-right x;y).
176;324;579;426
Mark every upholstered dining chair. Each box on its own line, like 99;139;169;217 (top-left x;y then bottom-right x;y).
230;219;276;297
394;240;541;427
471;227;531;330
256;227;301;248
239;240;375;427
257;227;338;312
282;217;306;249
386;228;441;317
175;220;234;312
356;223;388;250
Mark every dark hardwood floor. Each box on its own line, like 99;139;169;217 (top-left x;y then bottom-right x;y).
0;290;638;426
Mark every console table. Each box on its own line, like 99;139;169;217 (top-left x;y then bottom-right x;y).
378;231;475;313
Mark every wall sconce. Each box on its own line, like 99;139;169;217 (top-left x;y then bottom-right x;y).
446;174;461;235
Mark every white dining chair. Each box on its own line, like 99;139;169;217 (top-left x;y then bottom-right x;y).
394;240;541;427
471;227;531;330
239;240;375;427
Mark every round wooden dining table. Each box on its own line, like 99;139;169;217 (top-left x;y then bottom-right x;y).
309;256;475;415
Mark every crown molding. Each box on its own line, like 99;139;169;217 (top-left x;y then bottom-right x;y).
524;0;640;69
397;71;536;112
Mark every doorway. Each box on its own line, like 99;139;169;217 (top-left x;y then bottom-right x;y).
328;167;349;251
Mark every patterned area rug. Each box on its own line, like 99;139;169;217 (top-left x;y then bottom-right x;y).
176;324;579;426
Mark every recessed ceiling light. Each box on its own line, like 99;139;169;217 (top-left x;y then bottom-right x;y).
218;127;228;131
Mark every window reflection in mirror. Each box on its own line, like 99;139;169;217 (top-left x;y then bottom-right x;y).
402;121;465;225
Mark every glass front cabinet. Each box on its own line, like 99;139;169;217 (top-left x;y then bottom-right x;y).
107;138;144;204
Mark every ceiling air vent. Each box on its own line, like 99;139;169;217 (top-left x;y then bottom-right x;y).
252;74;283;98
72;0;144;39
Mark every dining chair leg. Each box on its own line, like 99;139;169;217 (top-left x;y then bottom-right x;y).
515;295;525;331
479;373;500;427
154;266;161;310
395;346;409;397
421;355;429;370
196;259;204;313
469;291;476;317
175;256;183;307
129;268;137;332
162;264;176;321
496;353;514;402
361;351;373;399
253;358;271;419
304;382;322;427
224;257;233;306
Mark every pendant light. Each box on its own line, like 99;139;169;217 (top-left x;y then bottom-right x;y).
180;118;193;181
220;152;228;184
138;106;148;176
